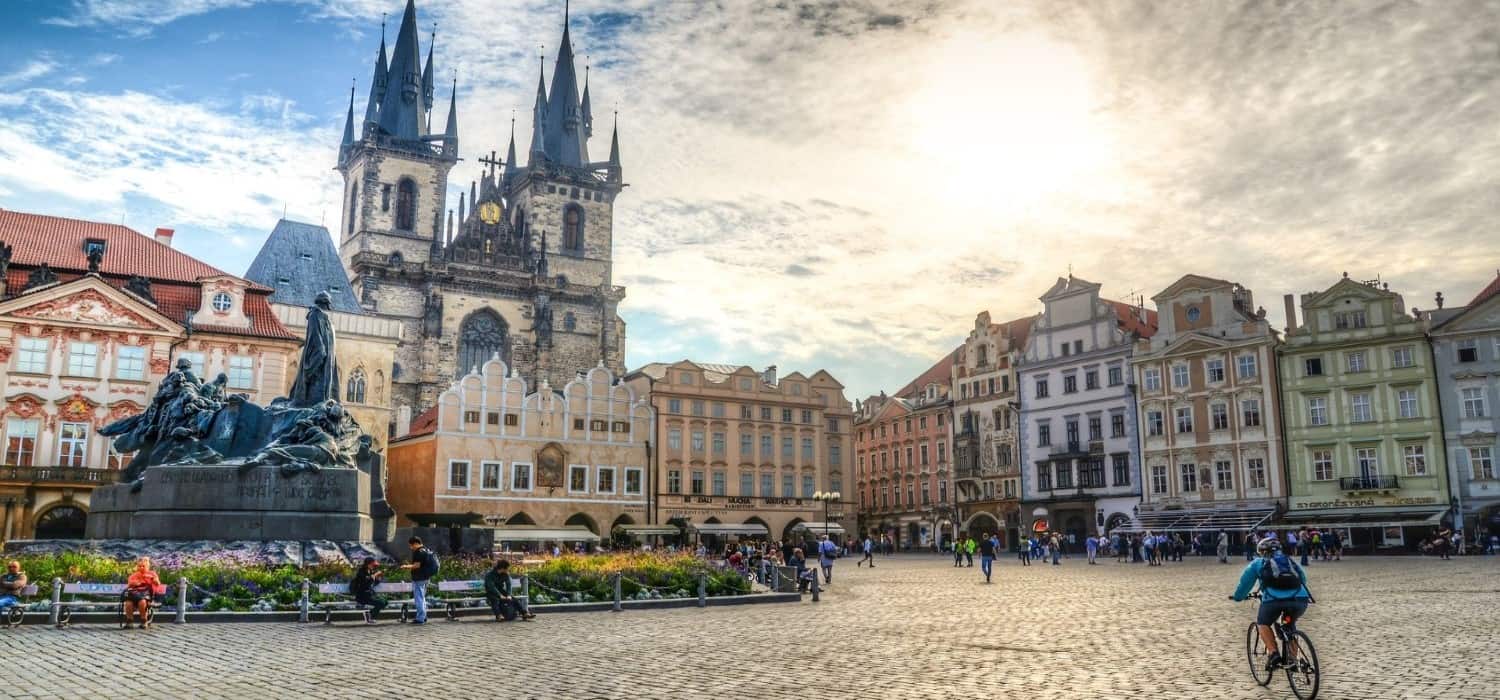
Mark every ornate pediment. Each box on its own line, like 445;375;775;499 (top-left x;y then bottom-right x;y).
4;284;174;332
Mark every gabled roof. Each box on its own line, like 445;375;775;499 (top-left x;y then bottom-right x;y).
244;219;362;314
1431;272;1500;332
1041;275;1100;300
1106;299;1158;339
1302;276;1393;308
1467;273;1500;308
999;314;1036;351
1153;273;1235;302
0;208;234;283
896;346;959;398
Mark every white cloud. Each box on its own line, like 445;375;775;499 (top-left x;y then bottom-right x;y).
0;59;58;88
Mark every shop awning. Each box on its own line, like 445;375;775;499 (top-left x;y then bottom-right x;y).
1113;507;1276;533
793;522;846;537
483;525;600;542
1276;506;1447;530
688;523;769;536
619;525;682;536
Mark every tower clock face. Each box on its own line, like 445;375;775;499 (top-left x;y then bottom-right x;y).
478;201;502;224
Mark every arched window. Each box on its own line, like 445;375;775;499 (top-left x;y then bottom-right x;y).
513;208;526;238
562;205;583;251
35;505;87;539
395;178;417;231
346;367;367;404
373;369;385;403
346;183;358;238
563;312;576;332
457;309;508;378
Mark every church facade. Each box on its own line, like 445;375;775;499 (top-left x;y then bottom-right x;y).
335;0;627;419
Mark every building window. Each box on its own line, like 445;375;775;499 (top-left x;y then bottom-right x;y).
456;309;507;378
667;469;681;494
1215;461;1233;491
1350;392;1373;423
1346;351;1367;373
782;474;794;498
739;472;754;496
394;178;416;231
1081;458;1104;488
211;292;233;312
1355;447;1379;477
1084;370;1099;391
4;419;38;466
740;434;753;456
740;405;753;420
1461;387;1487;418
1402;445;1427;476
223;355;253;390
1112;454;1130;486
801;474;815;498
904;446;914;467
691;400;705;416
511;462;533;490
760;434;773;458
761;472;774;497
504;413;519;427
346;183;359;237
597;466;617;494
1038;421;1052;446
57;422;89;467
781;409;793;423
1087;416;1101;441
624;468;643;495
1142;368;1161;392
1146;411;1163;437
690;470;705;495
711;402;725;418
107;445;134;471
115;346;146;381
463;411;480;426
1035;377;1050;399
1312;450;1334;481
1210;403;1229;431
1456;338;1479;363
1247;458;1267;489
67;342;99;377
1110;413;1125;438
480;462;502;490
448;460;470;489
1334;310;1366;329
761;406;772;421
1150;465;1168;494
1179;463;1197;492
1390;346;1414;368
1241;398;1261;427
939;480;948;502
1397;389;1419;419
937;441;946;463
1308;397;1328;426
1171;364;1190;389
781;437;794;461
668;428;682;450
1107;364;1123;386
1063;374;1078;394
706;470;724;496
569;465;590;493
1066;420;1079;446
1175;407;1193;433
1470;447;1495;480
1304;357;1323;377
668;399;682;414
1055;461;1073;489
830;444;841;466
801;410;813;424
712;432;726;456
1236;354;1258;379
691;430;705;452
15;337;48;374
1037;464;1052;491
1206;358;1225;383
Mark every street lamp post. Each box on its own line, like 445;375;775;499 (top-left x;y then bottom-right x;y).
813;491;841;542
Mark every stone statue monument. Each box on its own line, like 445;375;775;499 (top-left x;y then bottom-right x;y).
287;291;339;407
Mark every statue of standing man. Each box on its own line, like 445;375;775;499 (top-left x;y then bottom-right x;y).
288;291;339;407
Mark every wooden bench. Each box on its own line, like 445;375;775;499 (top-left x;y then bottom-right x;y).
435;578;527;621
316;582;415;624
2;584;39;628
56;582;161;628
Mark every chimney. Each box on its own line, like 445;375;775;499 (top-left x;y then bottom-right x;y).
1283;294;1298;333
762;365;778;386
154;228;175;247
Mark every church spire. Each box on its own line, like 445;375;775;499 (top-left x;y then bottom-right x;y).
442;77;458;156
544;2;588;167
377;0;427;141
422;25;436;113
341;79;356;150
581;64;593;139
362;18;388;126
504;116;519;182
607;110;622;182
528;54;548;166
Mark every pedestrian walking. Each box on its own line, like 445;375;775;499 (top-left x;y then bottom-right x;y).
858;536;875;568
1216;529;1229;564
953;536;965;567
399;536;439;624
1085;535;1098;565
1049;533;1062;566
1244;532;1257;561
818;535;838;584
979;532;998;583
964;536;976;567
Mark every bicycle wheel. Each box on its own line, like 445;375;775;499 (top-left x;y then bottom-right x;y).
1246;622;1274;686
1284;630;1321;699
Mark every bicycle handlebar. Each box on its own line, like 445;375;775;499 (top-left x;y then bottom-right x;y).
1235;590;1316;604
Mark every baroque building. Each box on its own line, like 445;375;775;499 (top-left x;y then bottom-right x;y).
951;312;1033;548
336;0;627;419
624;362;854;543
853;372;954;550
0;209;298;543
1277;274;1449;549
1017;276;1155;546
1129;275;1283;533
1425;274;1500;536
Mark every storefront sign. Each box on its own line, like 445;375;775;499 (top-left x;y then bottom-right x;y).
1291;495;1436;510
663;495;814;512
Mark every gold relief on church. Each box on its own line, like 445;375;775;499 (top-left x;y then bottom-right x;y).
536;443;567;488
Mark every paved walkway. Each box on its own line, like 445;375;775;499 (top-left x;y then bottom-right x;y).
2;554;1497;699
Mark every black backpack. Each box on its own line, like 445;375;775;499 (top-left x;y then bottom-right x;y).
1259;553;1302;590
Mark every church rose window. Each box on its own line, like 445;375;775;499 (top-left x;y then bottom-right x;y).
458;309;507;378
563;205;583;251
395;178;417;231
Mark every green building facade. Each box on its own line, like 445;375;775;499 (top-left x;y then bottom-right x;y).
1277;276;1450;550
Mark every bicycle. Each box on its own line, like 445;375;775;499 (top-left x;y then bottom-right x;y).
1238;591;1321;699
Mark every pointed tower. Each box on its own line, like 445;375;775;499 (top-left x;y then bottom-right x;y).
503;117;519;186
581;65;593;139
442;78;458;157
376;0;428;142
362;23;388;127
528;57;548;166
340;81;356;157
543;6;588;167
607;111;622;183
422;28;436;114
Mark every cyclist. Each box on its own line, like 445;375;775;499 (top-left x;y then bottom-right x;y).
1230;537;1312;670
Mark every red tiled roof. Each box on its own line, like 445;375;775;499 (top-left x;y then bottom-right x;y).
398;406;440;440
896;346;959;398
999;314;1036;352
1106;299;1158;339
1467;273;1500;308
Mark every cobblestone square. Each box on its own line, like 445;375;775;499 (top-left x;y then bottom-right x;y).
2;554;1496;699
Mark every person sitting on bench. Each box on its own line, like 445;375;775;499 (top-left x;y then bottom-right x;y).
349;558;387;623
484;560;534;621
0;561;27;609
123;557;162;629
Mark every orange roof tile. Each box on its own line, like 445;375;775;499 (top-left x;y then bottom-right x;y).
1106;299;1158;339
400;406;440;440
896;346;959;398
1467;273;1500;308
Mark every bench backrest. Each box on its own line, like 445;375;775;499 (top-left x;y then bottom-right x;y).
436;578;523;593
62;582;127;595
317;582;413;595
15;584;37;597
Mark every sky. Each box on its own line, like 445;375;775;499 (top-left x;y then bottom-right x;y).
2;0;1499;402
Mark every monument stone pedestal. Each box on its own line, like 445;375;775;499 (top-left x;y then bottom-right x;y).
87;464;372;542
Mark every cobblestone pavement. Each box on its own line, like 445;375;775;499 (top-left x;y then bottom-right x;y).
3;554;1497;699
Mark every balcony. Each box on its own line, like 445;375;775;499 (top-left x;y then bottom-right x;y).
1340;475;1399;491
0;465;121;485
1050;441;1083;456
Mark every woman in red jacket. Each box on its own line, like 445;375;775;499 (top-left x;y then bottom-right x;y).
123;557;163;629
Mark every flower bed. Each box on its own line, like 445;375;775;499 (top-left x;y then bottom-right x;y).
8;551;753;612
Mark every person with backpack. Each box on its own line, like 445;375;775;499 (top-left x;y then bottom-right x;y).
817;534;838;584
978;532;999;583
349;558;387;623
484;559;535;621
1230;537;1313;672
399;536;439;625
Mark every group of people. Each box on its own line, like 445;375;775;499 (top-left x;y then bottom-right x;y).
348;536;534;624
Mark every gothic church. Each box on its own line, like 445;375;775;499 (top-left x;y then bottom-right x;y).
335;0;627;416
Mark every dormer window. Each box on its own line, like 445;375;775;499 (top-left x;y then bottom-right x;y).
212;292;233;312
84;239;107;257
